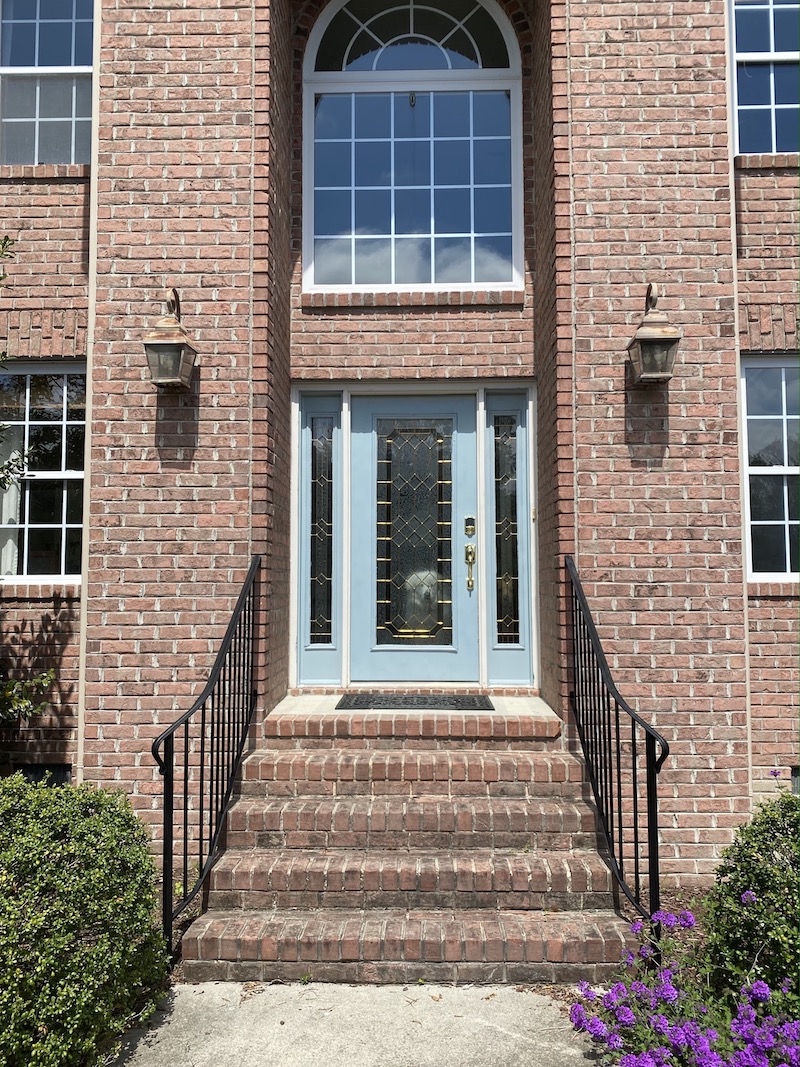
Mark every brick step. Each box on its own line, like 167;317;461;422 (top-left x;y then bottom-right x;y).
226;796;601;852
207;849;616;911
261;707;562;750
239;749;587;799
181;907;631;985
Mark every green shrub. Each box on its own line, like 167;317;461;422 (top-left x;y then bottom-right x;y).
0;774;168;1067
702;788;800;1015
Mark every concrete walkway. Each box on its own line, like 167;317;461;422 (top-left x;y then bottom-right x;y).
112;982;593;1067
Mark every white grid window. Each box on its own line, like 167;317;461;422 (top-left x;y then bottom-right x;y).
742;359;800;578
304;0;523;292
0;0;93;165
0;369;86;578
733;0;800;154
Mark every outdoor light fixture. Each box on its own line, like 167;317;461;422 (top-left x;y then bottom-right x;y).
143;288;198;389
626;283;681;385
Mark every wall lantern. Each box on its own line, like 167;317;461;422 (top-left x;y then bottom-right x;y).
626;283;681;385
143;288;198;389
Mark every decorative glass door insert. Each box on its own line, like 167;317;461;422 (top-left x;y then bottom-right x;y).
376;418;453;646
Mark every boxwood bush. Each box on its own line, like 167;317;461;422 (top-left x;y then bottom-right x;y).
703;787;800;1016
0;774;168;1067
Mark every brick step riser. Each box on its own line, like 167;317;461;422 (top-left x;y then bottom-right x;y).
262;737;562;751
237;780;592;799
182;959;622;985
224;829;601;851
207;888;615;911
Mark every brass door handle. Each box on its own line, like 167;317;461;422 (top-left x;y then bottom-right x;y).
465;543;476;591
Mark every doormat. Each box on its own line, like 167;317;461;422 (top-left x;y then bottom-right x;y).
335;693;494;711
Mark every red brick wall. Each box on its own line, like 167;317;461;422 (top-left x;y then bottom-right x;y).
746;587;800;797
0;586;80;772
735;155;800;353
0;166;90;769
81;0;293;824
734;156;800;795
562;0;750;882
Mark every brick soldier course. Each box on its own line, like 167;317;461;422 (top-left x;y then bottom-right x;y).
1;0;797;979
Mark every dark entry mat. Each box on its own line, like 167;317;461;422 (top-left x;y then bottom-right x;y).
335;693;494;711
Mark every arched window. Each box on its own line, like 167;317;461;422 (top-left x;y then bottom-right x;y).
304;0;523;291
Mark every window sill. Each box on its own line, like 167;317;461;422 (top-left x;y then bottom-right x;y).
734;153;800;171
0;163;90;181
0;578;81;598
300;288;526;311
747;578;800;597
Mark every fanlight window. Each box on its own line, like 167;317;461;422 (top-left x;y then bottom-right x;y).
305;0;522;291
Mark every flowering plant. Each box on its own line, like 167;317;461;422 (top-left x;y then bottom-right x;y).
570;910;799;1067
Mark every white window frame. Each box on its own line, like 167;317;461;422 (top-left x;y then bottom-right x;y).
730;0;800;155
302;0;524;294
0;0;93;165
741;355;800;582
0;364;86;582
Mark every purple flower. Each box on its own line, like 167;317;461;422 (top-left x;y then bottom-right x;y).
607;1032;624;1051
746;980;772;1003
586;1016;609;1041
640;945;654;959
655;980;680;1004
577;980;597;1001
569;1003;588;1029
769;768;783;778
623;950;636;966
741;890;758;905
651;910;678;928
616;1005;637;1027
631;919;644;935
678;910;696;928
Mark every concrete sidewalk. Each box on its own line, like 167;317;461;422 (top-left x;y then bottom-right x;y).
112;982;593;1067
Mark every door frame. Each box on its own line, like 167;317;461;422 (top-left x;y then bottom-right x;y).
289;382;540;689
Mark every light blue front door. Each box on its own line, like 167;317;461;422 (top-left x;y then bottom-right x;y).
350;395;480;682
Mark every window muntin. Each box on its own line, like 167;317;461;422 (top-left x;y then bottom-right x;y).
0;369;86;578
305;0;522;291
742;359;800;578
733;0;800;154
0;0;93;165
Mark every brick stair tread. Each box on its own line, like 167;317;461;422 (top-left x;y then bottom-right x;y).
262;708;562;747
209;847;615;897
181;907;631;984
239;748;586;797
227;795;598;840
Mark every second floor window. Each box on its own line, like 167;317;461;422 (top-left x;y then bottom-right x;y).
304;0;523;291
0;0;93;165
733;0;800;154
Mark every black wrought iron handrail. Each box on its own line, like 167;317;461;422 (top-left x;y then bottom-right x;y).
152;554;261;952
565;555;670;919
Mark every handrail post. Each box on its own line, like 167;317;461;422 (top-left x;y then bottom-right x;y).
162;732;175;954
645;731;661;917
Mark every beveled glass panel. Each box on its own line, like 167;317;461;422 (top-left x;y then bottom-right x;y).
493;415;520;644
309;417;334;644
375;40;450;71
375;418;452;645
66;425;85;470
66;480;83;523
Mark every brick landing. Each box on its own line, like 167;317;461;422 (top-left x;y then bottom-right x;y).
182;697;631;983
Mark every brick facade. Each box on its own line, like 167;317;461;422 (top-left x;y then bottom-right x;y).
1;0;797;881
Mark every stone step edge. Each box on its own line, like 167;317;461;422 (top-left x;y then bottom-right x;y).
226;795;599;832
182;907;631;969
262;710;562;743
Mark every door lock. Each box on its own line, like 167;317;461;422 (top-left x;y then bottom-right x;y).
465;543;476;591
